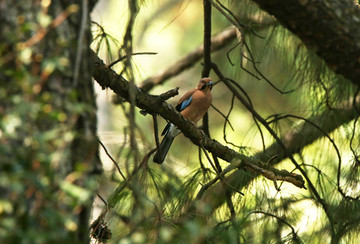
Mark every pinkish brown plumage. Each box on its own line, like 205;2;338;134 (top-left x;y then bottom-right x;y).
153;78;213;164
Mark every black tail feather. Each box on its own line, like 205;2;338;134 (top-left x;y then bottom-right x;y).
153;135;175;164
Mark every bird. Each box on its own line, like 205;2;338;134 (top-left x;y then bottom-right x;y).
153;77;213;164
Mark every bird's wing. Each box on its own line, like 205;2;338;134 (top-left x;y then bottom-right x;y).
176;96;192;112
175;89;196;112
160;89;196;136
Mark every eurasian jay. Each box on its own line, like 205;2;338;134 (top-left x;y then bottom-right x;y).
153;77;213;164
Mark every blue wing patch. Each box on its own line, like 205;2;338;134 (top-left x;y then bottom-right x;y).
176;96;192;112
161;97;192;136
162;96;191;136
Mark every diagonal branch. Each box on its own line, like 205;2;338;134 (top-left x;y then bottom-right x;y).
139;27;237;91
195;94;360;215
91;49;305;189
139;13;277;92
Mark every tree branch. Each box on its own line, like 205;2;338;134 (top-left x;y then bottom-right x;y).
195;94;360;215
139;27;237;91
202;0;212;78
91;49;305;189
139;13;277;91
252;0;360;86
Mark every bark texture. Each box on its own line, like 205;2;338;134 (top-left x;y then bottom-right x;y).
252;0;360;86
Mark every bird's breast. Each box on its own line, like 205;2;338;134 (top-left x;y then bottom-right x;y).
180;91;212;124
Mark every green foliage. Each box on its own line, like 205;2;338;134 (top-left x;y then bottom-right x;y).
0;1;98;243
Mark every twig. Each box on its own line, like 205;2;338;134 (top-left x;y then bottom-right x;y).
247;210;301;242
159;87;179;101
196;155;245;200
201;145;218;173
243;41;294;94
222;94;240;148
184;88;360;226
98;139;126;180
198;147;211;178
226;41;242;66
243;159;306;189
266;111;358;200
96;193;108;208
213;0;264;39
140;87;179;115
211;103;234;131
210;0;293;94
107;52;157;69
211;62;335;232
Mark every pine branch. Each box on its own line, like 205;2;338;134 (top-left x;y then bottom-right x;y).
194;95;360;215
252;0;360;86
91;49;306;189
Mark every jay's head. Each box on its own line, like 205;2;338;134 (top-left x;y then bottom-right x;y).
197;77;213;91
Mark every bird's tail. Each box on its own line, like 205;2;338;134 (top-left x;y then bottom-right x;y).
153;134;175;164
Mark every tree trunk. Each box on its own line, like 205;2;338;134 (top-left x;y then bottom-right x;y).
0;1;100;243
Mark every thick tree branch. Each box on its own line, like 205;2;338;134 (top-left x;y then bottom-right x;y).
91;50;305;189
252;0;360;86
